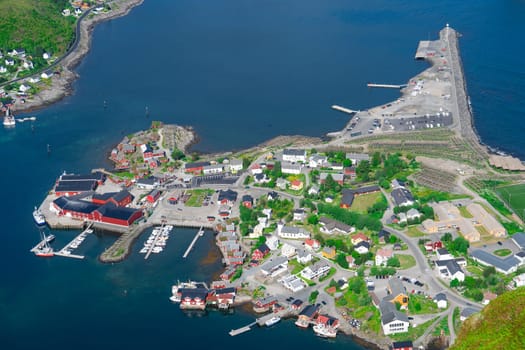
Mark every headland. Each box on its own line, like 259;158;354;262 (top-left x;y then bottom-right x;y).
6;0;144;114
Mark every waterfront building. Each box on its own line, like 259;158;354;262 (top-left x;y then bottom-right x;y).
379;300;409;335
282;149;306;163
295;304;320;328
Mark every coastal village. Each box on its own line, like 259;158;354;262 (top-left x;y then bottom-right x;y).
11;16;525;350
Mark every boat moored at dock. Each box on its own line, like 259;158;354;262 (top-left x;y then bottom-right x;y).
33;207;46;226
264;316;281;327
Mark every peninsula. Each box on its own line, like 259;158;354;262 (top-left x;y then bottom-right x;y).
30;26;525;350
0;0;144;114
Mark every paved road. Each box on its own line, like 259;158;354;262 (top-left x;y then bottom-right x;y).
0;9;92;88
383;225;483;311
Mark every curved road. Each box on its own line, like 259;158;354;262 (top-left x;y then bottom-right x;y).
0;9;92;88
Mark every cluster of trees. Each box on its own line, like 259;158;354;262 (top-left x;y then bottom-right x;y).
325;151;351;167
317;203;382;231
450;266;505;301
0;0;76;60
356;152;411;183
370;266;397;276
441;232;470;255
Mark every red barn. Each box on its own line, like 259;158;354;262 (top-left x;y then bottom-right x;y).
251;243;270;261
184;161;210;174
95;204;143;226
392;341;413;350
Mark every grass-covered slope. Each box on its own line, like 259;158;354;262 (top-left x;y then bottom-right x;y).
451;288;525;350
0;0;75;56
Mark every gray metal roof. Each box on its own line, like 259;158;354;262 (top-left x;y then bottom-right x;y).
283;148;306;156
388;278;405;297
512;233;525;249
470;249;520;273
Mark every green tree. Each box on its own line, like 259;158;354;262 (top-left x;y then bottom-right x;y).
387;256;401;267
371;152;381;167
336;253;349;269
272;161;282;178
483;266;496;279
450;278;460;288
450;236;470;254
309;291;319;304
171;148;185;160
356;160;371;182
307;214;319;225
441;232;453;242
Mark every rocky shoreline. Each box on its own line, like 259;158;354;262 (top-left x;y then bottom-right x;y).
11;0;145;114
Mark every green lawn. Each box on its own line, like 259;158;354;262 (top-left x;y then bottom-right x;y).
288;259;305;274
496;184;525;219
389;316;439;341
458;206;473;218
351;192;382;213
408;294;440;315
185;189;213;207
466;265;484;276
493;249;512;257
319;267;337;282
432;314;450;336
397;254;417;270
407;226;426;237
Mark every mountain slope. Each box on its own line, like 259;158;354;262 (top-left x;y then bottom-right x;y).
451;287;525;350
0;0;75;55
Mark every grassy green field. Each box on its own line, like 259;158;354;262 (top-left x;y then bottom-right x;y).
495;184;525;220
397;254;417;270
493;249;512;257
185;189;213;207
0;0;75;58
351;192;382;213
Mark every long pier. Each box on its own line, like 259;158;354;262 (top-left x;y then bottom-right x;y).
331;105;358;115
144;223;166;260
367;83;407;89
54;223;94;259
182;226;204;258
229;321;257;336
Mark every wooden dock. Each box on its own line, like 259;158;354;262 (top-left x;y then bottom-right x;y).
144;223;166;260
182;226;204;258
229;321;257;336
54;223;94;260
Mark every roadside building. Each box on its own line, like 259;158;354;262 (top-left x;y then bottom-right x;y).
435;259;465;281
385;278;409;309
433;293;448;309
375;248;394;266
321;247;336;259
391;188;415;207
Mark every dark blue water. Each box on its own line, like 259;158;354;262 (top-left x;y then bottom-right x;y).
1;0;524;348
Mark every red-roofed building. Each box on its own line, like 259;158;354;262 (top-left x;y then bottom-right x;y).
351;232;369;245
290;180;304;191
305;239;320;251
424;240;443;252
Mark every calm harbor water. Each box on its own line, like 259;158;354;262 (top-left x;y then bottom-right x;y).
1;0;524;348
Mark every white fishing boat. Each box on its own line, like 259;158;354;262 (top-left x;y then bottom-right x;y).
265;316;281;327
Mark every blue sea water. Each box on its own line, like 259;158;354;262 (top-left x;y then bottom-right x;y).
1;0;524;349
